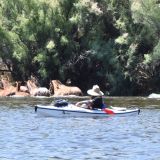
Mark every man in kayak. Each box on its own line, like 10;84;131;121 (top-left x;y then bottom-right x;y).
76;85;104;109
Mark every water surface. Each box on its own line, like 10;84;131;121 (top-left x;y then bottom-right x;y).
0;97;160;160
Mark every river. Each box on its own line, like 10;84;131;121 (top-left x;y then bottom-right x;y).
0;96;160;160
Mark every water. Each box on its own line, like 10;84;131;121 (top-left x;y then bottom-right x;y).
0;97;160;160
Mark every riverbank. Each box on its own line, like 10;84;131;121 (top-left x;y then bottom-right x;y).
0;96;160;108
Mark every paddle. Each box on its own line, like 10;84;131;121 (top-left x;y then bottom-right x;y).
102;104;115;114
103;108;115;114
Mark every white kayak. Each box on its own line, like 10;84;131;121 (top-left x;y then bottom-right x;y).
35;101;140;118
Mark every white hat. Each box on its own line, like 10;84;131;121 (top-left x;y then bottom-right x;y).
87;85;104;96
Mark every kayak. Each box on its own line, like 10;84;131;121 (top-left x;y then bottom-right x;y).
34;100;140;118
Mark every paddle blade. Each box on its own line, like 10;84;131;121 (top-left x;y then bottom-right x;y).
103;108;115;114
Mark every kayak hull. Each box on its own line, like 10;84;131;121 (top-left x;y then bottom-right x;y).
35;104;140;118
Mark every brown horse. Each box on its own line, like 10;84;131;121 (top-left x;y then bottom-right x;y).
0;79;29;97
49;80;83;96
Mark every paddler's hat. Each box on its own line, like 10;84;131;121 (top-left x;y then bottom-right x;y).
87;85;104;96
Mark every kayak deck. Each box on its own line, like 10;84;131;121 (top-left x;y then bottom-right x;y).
35;104;140;117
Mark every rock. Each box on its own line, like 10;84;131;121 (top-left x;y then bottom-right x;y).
148;93;160;98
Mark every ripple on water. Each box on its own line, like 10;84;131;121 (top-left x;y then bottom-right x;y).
0;106;160;160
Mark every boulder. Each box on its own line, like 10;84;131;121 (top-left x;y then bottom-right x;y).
148;93;160;98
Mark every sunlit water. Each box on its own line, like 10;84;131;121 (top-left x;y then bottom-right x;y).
0;97;160;160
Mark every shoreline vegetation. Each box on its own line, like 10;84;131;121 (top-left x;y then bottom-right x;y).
0;0;160;96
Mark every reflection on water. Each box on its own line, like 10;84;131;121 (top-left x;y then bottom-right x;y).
1;96;160;109
0;97;160;160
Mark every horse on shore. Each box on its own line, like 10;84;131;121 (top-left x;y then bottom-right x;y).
27;80;50;97
49;80;83;96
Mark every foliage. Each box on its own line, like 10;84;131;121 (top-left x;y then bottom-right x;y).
0;0;160;95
